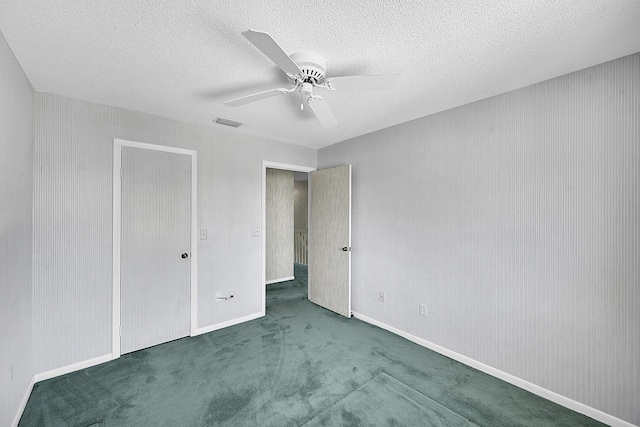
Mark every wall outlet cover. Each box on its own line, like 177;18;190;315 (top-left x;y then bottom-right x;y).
419;304;426;317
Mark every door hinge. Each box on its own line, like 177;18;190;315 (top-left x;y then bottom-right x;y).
120;167;123;179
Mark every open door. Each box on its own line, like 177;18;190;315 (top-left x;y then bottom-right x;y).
308;165;351;317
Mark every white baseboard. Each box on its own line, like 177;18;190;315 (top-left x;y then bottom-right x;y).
193;311;264;336
33;354;112;383
12;375;35;427
30;312;265;385
352;312;634;427
265;276;295;285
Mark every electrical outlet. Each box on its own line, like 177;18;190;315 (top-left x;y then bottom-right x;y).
419;304;426;317
379;291;385;302
216;290;235;302
251;227;261;237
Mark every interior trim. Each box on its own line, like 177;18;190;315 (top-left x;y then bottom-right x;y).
11;376;35;427
265;276;295;285
193;312;264;337
33;354;112;384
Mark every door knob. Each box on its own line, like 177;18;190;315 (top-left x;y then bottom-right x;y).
181;253;189;259
341;247;349;252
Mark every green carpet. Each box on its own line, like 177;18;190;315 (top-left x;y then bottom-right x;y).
19;264;604;426
304;372;474;426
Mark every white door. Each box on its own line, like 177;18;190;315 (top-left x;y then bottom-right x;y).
308;165;352;317
120;147;191;354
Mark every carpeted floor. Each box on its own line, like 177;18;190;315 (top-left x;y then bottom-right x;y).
19;264;604;426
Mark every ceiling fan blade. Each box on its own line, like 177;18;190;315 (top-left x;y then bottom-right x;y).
242;29;303;76
224;88;287;107
307;96;338;128
325;74;405;91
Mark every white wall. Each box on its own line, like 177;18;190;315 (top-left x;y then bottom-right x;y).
266;168;294;282
0;30;34;426
318;53;640;425
294;180;308;229
33;92;316;374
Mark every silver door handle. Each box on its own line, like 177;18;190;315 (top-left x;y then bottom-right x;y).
181;253;189;259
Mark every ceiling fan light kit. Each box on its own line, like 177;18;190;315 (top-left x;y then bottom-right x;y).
224;29;404;128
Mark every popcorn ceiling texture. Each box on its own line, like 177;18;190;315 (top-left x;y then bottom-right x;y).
0;0;639;148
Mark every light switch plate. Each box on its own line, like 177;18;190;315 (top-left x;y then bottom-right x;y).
200;229;207;240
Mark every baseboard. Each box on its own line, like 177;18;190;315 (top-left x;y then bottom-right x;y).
193;311;264;336
352;312;634;427
265;276;295;285
31;312;265;383
33;354;112;383
11;375;35;427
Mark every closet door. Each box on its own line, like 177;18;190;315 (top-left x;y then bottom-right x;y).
120;147;191;354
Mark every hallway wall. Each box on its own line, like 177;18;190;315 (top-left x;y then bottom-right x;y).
266;168;294;282
294;180;308;230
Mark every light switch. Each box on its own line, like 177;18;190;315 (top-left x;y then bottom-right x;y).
200;229;207;240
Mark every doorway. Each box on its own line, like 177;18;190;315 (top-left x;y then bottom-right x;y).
262;162;352;318
262;162;315;315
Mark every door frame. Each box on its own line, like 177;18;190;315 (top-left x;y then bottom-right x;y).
112;138;198;359
261;161;315;315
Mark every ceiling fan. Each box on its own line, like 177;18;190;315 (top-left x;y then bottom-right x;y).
224;30;405;128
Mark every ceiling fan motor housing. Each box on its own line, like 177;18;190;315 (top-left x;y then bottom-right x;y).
288;52;327;84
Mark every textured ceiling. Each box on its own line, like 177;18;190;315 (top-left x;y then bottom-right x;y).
1;0;639;149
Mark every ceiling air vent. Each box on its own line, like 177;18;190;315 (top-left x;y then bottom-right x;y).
214;117;243;128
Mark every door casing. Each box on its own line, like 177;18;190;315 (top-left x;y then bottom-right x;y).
261;161;315;314
112;138;198;359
